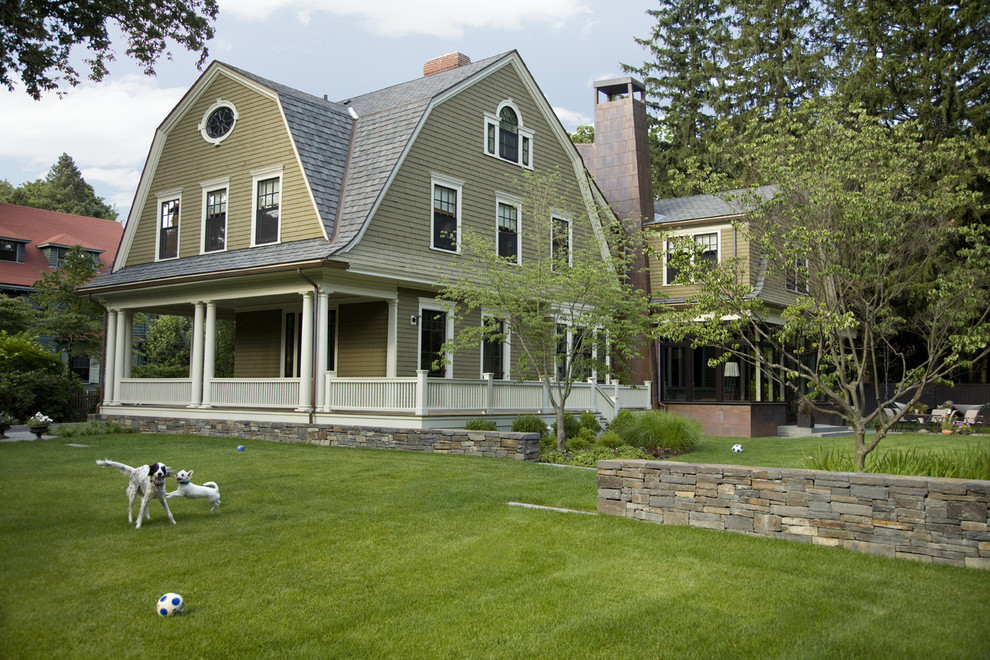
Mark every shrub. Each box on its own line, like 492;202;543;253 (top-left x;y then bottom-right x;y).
540;449;567;464
566;445;651;467
539;434;556;455
565;429;594;452
607;409;635;436
552;412;582;440
578;410;602;433
599;430;623;448
512;414;549;436
56;420;135;437
613;410;701;453
464;419;497;431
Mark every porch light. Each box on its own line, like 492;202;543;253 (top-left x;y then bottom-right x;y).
724;362;740;377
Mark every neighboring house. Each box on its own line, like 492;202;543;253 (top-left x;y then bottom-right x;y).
0;202;123;385
81;51;651;429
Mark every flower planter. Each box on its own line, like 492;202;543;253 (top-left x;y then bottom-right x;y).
0;422;10;438
28;425;48;439
941;429;953;435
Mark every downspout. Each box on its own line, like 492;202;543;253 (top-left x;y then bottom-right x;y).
296;269;320;424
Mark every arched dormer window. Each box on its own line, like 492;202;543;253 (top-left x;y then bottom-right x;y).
484;100;533;168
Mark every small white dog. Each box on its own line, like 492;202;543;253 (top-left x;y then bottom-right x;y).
167;470;221;511
96;459;175;529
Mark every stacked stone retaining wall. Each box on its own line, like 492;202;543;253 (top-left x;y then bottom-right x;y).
597;460;990;569
103;415;540;461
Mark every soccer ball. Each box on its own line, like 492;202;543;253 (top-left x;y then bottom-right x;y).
157;593;185;617
731;444;744;453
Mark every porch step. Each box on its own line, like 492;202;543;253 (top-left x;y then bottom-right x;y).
776;424;853;438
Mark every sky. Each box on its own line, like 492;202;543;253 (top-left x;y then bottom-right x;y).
0;0;657;222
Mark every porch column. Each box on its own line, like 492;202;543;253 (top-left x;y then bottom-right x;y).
189;302;205;407
202;301;216;408
112;310;127;404
386;298;398;378
415;369;429;416
104;309;118;405
315;290;329;411
122;311;133;378
297;291;314;411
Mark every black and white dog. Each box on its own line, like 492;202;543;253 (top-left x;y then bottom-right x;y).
167;470;221;511
96;459;176;529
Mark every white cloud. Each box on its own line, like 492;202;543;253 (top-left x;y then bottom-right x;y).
219;0;592;37
553;107;592;132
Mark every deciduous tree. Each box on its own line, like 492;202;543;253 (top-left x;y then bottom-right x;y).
659;100;990;470
438;170;656;452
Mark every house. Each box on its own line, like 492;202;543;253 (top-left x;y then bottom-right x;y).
0;202;123;385
80;50;651;431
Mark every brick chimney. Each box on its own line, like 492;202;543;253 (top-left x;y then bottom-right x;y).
424;52;471;77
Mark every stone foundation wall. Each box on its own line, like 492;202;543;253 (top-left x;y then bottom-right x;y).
597;460;990;569
103;415;541;461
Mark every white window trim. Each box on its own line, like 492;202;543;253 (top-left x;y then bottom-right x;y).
785;256;809;294
551;215;572;270
483;99;535;169
480;310;511;380
154;188;182;262
198;99;239;146
430;173;464;255
200;177;230;255
662;227;724;286
495;193;522;266
250;165;284;247
418;297;455;378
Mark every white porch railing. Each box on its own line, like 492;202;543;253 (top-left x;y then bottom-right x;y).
113;374;651;421
209;378;300;408
118;378;191;406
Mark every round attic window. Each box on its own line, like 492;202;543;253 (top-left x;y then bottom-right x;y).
199;100;238;145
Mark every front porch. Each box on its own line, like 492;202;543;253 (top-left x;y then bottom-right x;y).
103;371;652;430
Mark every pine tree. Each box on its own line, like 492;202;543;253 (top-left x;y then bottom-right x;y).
2;153;117;220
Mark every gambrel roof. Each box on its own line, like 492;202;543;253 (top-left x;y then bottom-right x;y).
83;51;563;293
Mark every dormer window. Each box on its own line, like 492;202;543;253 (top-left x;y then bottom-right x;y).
0;238;27;263
484;100;533;168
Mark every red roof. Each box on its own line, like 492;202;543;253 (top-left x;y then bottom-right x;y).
0;203;124;290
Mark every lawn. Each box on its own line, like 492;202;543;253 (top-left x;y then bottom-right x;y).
680;431;988;469
2;433;989;659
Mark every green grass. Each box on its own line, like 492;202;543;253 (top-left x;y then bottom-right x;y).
2;433;989;659
677;431;988;470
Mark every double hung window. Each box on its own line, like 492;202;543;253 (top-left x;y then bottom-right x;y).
158;198;179;260
202;185;228;253
481;318;506;379
496;199;520;263
431;176;462;253
253;176;281;246
785;257;809;294
551;217;570;269
664;231;720;285
420;309;448;377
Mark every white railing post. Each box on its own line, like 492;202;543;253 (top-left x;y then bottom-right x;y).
484;372;494;414
415;370;429;416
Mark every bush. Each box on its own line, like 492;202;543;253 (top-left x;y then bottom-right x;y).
599;430;623;448
579;410;602;434
564;429;595;452
56;420;136;437
464;419;497;431
131;364;190;378
552;412;582;440
512;414;549;436
607;409;635;436
613;410;701;453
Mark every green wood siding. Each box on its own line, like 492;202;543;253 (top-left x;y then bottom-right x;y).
343;65;598;283
126;73;324;267
233;309;282;377
337;301;387;376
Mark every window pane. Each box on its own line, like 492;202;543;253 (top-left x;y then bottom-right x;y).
487;123;496;154
696;233;718;267
0;240;16;262
522;137;530;166
693;346;718;401
663;345;687;401
482;319;504;379
204;189;226;252
497;202;518;260
433;185;457;251
499;107;518;162
159;199;179;259
255;177;280;244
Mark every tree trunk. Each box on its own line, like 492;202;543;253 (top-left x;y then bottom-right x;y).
555;408;566;452
854;428;868;472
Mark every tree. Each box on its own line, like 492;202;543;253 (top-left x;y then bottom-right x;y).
438;170;656;452
569;126;595;144
0;331;79;421
1;153;117;220
135;313;234;377
0;294;37;334
828;0;990;140
1;0;219;100
659;100;990;470
29;245;107;384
